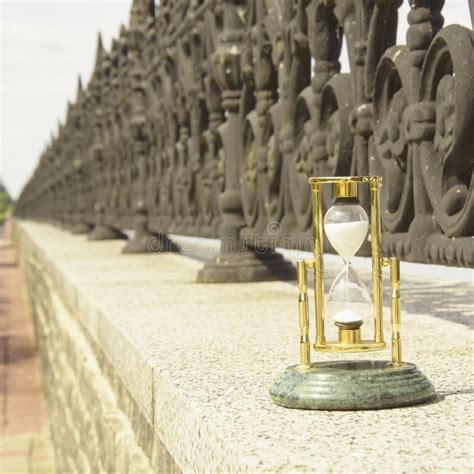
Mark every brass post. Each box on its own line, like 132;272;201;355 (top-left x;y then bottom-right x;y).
370;177;384;343
389;257;403;367
297;260;311;367
311;184;325;346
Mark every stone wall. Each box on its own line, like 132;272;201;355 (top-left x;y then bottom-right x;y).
14;225;179;473
12;219;474;473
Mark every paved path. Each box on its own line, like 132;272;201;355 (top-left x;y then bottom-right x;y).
0;222;54;473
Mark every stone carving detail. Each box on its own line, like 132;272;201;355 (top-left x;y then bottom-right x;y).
15;0;473;268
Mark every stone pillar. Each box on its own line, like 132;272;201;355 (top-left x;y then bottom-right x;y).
405;2;444;257
88;34;127;241
71;78;93;235
197;1;295;283
123;0;176;253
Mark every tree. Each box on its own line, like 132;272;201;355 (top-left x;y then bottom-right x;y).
0;180;13;225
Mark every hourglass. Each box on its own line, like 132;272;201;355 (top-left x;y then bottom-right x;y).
270;176;436;410
324;191;371;344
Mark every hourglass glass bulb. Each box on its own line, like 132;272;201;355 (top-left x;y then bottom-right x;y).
326;264;372;325
324;199;369;261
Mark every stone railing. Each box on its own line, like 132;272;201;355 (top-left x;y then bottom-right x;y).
15;0;474;278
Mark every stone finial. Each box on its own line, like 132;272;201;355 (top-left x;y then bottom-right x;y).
119;24;127;39
76;76;83;102
95;32;105;69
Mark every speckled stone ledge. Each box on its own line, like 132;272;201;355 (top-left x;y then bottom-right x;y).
14;220;474;473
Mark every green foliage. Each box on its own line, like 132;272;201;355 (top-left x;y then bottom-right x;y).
0;184;13;225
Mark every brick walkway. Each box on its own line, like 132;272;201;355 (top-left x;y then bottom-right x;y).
0;221;54;473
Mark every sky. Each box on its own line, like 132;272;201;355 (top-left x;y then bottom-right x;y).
0;0;472;199
1;0;131;198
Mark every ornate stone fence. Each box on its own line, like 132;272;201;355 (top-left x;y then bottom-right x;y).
15;0;474;280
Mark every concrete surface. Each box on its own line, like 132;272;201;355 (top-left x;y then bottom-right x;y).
14;220;474;473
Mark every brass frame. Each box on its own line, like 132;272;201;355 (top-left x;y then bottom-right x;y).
297;176;403;368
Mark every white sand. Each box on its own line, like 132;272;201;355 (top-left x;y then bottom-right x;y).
324;220;369;261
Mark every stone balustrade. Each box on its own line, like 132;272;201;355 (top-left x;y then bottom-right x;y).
14;0;474;281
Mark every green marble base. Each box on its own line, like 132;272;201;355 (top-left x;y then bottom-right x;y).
270;360;436;410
